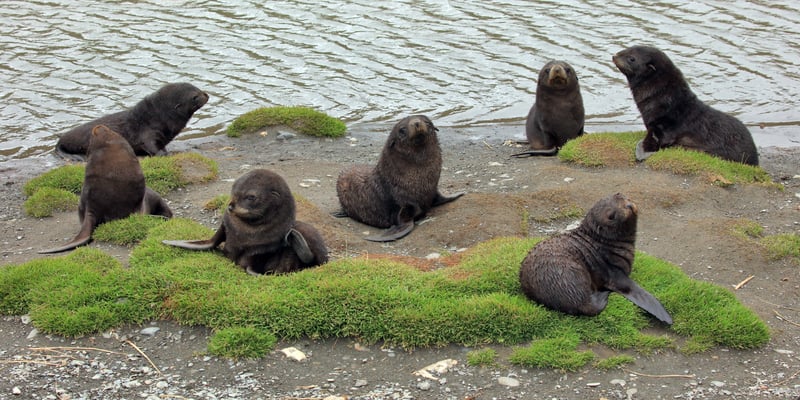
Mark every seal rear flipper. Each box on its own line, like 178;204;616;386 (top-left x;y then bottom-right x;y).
617;282;673;325
38;215;95;254
433;191;465;206
54;145;88;161
511;147;559;157
162;224;226;250
286;228;315;264
364;220;415;242
634;139;657;161
330;209;348;218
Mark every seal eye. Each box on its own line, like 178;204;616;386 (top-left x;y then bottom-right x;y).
245;194;257;202
544;68;551;74
565;67;571;73
399;127;407;136
628;56;636;63
607;210;617;221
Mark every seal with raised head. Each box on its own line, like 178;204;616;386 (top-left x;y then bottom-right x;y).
518;193;673;324
334;115;464;242
39;125;173;254
56;82;209;159
512;60;584;157
612;45;758;165
163;169;328;275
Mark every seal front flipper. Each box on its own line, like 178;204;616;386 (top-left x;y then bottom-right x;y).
286;228;315;263
364;220;415;242
634;140;656;161
162;225;226;250
613;279;673;324
38;213;96;254
432;191;465;206
510;147;559;157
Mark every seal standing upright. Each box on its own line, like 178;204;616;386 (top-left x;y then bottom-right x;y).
512;60;584;157
56;82;209;159
335;115;464;242
39;125;173;254
612;45;758;165
518;193;672;324
163;169;328;275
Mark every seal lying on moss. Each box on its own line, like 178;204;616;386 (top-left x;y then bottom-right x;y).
613;45;758;166
56;82;208;159
513;60;584;157
519;193;672;324
334;115;464;242
39;125;172;254
163;169;328;275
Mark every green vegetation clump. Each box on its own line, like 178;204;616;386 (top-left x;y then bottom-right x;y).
1;228;770;368
466;348;498;367
204;194;231;213
558;131;643;167
728;220;799;262
140;152;218;195
509;332;595;371
207;327;277;359
559;131;777;187
226;106;347;138
23;164;84;197
92;214;170;246
23;187;79;218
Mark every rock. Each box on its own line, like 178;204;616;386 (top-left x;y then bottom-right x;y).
354;379;368;387
26;328;38;340
413;359;457;380
280;346;307;362
277;131;296;140
425;253;440;260
417;380;432;390
498;376;520;387
610;379;626;386
12;387;21;395
140;327;160;336
710;381;725;387
586;382;601;387
20;315;30;324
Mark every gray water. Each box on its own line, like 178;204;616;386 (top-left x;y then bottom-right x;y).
2;0;799;161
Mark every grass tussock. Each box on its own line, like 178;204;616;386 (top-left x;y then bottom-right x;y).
22;153;218;217
594;355;636;370
559;131;777;187
466;348;498;367
226;106;347;138
204;194;231;213
727;219;800;263
1;227;769;366
558;131;643;167
92;214;170;246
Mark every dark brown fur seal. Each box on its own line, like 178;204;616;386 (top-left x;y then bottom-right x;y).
163;169;328;275
334;115;464;242
518;193;672;324
39;125;173;254
612;45;758;165
512;60;584;157
55;82;209;159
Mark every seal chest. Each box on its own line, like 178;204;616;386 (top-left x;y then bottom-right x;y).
518;193;672;324
334;115;464;242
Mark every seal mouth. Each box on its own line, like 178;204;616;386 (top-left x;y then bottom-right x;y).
547;65;569;86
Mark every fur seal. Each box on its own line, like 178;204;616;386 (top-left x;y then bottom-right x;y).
512;60;584;157
518;193;673;324
163;169;328;275
334;115;464;242
39;125;173;254
55;82;209;159
612;45;758;165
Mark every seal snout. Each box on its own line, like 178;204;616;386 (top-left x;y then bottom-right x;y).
547;64;569;86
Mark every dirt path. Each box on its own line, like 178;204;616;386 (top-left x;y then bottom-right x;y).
1;125;799;399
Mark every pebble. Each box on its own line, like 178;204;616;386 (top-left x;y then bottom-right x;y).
12;387;21;395
354;379;368;387
277;131;296;140
417;380;432;390
710;380;725;387
140;327;160;336
26;328;38;340
280;346;307;362
586;382;601;387
498;376;520;387
610;379;626;386
425;253;440;260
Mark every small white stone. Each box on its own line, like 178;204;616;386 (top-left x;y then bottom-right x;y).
586;382;601;387
488;161;504;167
498;376;520;387
417;380;431;390
26;328;38;340
710;381;725;387
140;327;160;336
425;253;441;260
775;349;795;355
280;346;307;362
12;387;21;395
564;177;575;182
354;379;368;387
610;379;626;386
20;315;31;324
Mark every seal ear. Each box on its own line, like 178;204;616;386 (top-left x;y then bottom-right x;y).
286;228;315;264
647;63;656;72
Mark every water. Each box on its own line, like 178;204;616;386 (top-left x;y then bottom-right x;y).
1;0;799;161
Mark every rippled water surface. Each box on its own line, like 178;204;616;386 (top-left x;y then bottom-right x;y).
1;0;799;160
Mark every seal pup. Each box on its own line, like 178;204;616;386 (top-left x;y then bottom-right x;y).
163;169;328;275
612;45;758;165
39;125;173;254
512;60;584;157
518;193;672;324
56;82;209;159
334;115;464;242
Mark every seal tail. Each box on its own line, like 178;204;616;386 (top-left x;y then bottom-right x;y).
616;280;673;325
38;217;95;254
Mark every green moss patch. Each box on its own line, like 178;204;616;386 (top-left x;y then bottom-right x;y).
226;106;347;138
204;194;231;213
93;214;170;246
594;354;635;370
728;219;800;263
23;187;79;218
559;131;776;186
2;231;769;365
23;164;84;197
466;348;498;367
208;327;277;359
140;152;218;195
